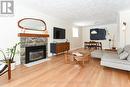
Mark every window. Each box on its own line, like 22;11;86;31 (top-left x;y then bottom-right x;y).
72;27;79;37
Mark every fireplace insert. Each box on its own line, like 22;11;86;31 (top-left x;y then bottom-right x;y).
25;45;46;64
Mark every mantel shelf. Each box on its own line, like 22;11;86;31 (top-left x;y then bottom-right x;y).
18;33;49;37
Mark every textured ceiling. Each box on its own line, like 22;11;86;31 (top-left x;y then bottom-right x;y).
19;0;130;26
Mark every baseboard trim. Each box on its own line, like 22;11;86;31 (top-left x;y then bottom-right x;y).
24;58;51;67
69;47;82;51
48;47;82;58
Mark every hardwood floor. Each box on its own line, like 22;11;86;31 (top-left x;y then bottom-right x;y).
0;52;130;87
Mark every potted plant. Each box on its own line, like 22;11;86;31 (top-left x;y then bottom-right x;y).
0;42;21;70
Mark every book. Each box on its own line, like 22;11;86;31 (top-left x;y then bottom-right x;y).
72;52;83;57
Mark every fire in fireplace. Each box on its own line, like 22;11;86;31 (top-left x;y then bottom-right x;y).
25;45;46;64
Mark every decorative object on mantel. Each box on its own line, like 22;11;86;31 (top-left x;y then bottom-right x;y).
18;18;49;37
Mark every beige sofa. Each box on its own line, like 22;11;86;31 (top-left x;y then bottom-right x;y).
91;45;130;71
91;50;114;58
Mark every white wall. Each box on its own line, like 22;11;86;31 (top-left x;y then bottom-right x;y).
82;24;118;49
0;1;82;65
119;10;130;47
70;27;83;50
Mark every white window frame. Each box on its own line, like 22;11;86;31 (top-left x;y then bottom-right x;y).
72;27;79;37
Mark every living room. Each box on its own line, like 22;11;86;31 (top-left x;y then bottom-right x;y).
0;0;130;87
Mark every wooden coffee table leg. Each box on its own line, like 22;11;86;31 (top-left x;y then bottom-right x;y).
73;56;82;67
64;52;68;63
82;60;85;65
64;51;69;63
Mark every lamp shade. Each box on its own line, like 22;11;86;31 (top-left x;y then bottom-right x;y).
91;30;97;34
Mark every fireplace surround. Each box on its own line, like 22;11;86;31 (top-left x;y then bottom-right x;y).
20;37;48;64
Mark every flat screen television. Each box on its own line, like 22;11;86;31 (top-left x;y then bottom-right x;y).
53;27;65;39
90;28;106;40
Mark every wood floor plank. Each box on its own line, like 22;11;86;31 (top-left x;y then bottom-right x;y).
0;50;130;87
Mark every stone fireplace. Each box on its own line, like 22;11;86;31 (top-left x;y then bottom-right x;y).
20;37;48;64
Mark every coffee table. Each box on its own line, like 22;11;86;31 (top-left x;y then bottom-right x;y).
72;51;91;67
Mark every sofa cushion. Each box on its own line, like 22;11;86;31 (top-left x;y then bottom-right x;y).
102;53;130;65
91;50;117;58
124;45;130;52
119;51;129;60
91;50;103;58
117;48;124;55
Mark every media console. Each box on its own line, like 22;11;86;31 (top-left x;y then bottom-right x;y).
50;42;70;54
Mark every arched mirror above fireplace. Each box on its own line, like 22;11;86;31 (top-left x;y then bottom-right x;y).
18;18;47;32
18;18;49;37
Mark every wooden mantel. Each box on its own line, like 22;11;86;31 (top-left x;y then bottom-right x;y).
18;33;49;37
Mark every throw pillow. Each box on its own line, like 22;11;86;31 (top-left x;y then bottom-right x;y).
124;45;130;52
127;51;130;62
119;51;129;60
117;48;124;55
127;55;130;62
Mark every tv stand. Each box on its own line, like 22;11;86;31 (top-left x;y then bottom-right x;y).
50;42;70;54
